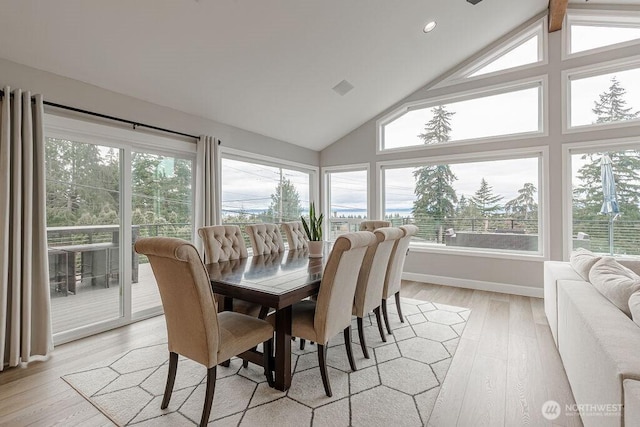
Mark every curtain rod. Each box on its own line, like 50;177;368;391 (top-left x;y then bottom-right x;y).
0;89;200;141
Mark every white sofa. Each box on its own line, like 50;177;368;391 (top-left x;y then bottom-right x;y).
544;260;640;426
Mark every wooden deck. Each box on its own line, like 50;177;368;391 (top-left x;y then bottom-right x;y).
50;263;161;334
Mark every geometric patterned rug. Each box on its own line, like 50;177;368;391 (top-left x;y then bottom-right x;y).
62;297;469;426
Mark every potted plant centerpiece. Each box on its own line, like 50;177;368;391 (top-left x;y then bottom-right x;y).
301;202;324;258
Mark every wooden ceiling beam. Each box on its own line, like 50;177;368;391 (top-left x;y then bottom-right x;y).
549;0;569;32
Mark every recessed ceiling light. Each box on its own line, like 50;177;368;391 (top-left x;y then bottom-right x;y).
423;21;437;33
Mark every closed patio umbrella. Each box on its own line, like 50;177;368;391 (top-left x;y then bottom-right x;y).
600;154;619;255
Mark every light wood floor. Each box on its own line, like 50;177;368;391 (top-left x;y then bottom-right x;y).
0;282;581;427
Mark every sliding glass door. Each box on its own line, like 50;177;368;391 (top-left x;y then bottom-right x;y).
131;152;193;316
45;116;196;342
46;138;122;334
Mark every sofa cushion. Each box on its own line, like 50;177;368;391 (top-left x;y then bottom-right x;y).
589;257;640;317
557;281;640;426
570;248;601;281
630;291;640;327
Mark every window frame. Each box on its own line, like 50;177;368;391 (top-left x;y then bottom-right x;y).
376;146;549;261
322;163;370;241
562;136;640;260
217;146;319;227
562;55;640;134
376;75;548;155
433;17;548;89
44;114;197;344
563;8;640;60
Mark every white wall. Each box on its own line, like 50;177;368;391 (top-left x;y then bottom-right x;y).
320;15;640;297
0;57;319;166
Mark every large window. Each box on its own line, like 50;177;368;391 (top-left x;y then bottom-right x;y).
567;62;640;129
45;116;195;341
324;166;369;240
569;144;640;256
567;11;640;56
220;152;314;233
381;152;542;255
379;80;544;152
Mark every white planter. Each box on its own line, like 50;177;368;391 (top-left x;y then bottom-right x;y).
308;240;324;258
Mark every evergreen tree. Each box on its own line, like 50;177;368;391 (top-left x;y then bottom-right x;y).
418;106;454;144
504;183;538;220
267;176;302;222
593;77;639;124
471;178;503;217
413;106;457;242
574;78;640;220
412;165;458;220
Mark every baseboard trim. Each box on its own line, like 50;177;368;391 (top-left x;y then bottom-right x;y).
402;272;544;298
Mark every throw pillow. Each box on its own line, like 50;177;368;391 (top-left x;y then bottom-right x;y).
630;291;640;327
589;257;640;317
570;248;600;281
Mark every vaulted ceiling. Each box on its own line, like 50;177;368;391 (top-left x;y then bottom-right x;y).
0;1;635;151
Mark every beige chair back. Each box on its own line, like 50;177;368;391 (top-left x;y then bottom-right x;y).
198;225;248;263
354;227;404;316
383;225;418;298
359;220;392;231
245;223;285;255
281;221;309;250
314;231;377;344
134;237;220;368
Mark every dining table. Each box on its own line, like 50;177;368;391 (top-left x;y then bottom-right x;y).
206;247;326;391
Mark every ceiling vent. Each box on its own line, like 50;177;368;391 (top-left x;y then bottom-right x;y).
332;80;354;96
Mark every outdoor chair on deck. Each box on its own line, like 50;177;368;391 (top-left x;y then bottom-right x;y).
381;224;419;335
353;227;404;358
268;231;377;397
134;237;274;427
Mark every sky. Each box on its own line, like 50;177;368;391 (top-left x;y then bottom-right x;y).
222;25;640;219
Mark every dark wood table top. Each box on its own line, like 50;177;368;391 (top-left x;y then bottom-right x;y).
207;249;326;309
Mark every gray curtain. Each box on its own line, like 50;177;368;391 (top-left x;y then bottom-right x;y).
0;87;52;371
194;135;218;254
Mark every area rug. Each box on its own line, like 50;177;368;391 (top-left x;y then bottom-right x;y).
63;297;469;426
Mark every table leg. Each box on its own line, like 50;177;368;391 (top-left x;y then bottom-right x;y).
274;306;292;391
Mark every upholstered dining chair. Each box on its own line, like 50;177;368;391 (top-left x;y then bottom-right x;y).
269;231;377;397
353;227;404;358
134;237;274;427
198;225;265;318
359;220;391;231
245;223;286;255
281;221;309;250
381;224;419;335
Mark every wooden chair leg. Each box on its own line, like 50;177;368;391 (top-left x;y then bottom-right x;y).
161;352;178;409
395;291;404;323
344;326;358;371
258;306;269;319
357;317;370;359
381;299;393;335
246;311;270;369
373;307;387;342
263;338;274;387
200;366;217;427
300;338;306;350
317;344;332;397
